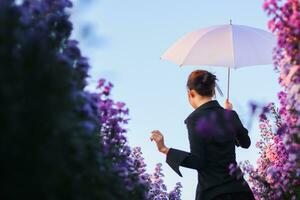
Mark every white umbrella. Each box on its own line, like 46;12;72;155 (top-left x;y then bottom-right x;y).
161;21;276;100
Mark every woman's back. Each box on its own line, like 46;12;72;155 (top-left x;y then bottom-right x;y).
186;101;252;199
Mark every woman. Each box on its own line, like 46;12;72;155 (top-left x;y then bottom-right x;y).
150;70;255;200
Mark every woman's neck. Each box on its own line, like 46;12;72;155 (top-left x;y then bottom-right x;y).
195;97;213;109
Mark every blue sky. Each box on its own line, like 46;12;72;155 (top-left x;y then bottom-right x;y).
71;1;281;199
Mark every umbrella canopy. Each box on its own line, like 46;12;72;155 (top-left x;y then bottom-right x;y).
161;23;276;99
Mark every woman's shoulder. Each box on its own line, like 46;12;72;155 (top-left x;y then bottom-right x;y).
185;108;221;123
184;100;222;124
185;108;237;133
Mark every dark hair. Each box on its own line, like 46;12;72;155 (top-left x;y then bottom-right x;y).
187;70;217;97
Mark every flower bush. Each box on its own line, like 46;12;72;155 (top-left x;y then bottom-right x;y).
0;0;182;199
239;103;292;199
97;79;183;199
132;147;183;200
231;0;300;199
0;0;109;198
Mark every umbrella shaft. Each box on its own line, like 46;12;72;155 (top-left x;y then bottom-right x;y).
227;67;230;100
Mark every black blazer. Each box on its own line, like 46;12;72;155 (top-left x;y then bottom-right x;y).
166;100;253;200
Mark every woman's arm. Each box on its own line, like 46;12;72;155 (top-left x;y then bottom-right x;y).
165;147;205;177
232;110;251;148
150;122;206;177
165;119;206;177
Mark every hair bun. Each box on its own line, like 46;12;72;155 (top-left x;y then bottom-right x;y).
187;70;217;97
202;73;209;83
201;72;216;85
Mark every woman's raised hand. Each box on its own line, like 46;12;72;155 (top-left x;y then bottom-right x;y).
150;130;169;154
224;99;233;110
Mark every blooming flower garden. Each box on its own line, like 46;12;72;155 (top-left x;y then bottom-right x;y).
0;0;299;199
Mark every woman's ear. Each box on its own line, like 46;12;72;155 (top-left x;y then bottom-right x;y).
189;89;196;98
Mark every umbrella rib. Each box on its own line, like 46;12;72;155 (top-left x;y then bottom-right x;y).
236;26;275;66
245;26;275;43
245;27;276;59
179;26;226;66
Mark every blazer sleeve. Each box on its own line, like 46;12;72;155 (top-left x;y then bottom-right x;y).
165;118;206;177
232;110;251;148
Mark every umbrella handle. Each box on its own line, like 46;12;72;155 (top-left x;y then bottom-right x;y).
227;67;230;101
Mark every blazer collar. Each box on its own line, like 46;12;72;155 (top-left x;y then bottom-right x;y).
184;100;222;124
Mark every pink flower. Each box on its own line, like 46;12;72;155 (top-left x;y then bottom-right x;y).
116;102;126;109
